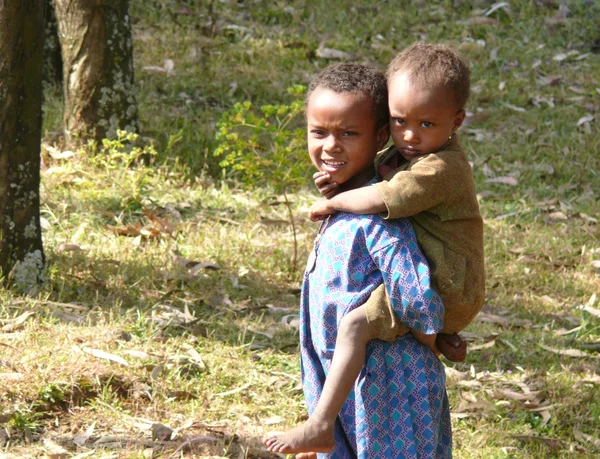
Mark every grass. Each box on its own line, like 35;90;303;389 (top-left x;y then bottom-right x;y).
2;0;600;457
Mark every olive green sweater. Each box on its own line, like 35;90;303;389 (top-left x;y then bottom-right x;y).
365;137;485;340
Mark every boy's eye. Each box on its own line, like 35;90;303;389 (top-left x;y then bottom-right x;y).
421;121;433;128
311;130;325;137
342;131;357;137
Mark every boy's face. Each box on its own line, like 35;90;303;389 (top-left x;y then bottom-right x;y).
388;72;465;161
306;87;389;187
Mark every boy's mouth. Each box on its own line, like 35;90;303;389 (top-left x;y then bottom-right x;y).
322;159;346;170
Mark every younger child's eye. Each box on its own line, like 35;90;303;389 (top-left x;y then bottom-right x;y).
394;118;406;126
421;121;433;128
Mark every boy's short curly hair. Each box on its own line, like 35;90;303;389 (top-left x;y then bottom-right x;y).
306;63;389;129
387;43;471;109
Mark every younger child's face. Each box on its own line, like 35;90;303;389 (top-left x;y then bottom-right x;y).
388;71;465;161
306;87;389;188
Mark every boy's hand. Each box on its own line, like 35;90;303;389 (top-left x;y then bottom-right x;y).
313;171;338;198
436;333;467;362
310;198;336;222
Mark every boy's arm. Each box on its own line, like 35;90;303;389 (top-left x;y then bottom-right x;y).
310;186;386;221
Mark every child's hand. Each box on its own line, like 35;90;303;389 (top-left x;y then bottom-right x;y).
436;333;467;362
313;171;338;198
310;198;336;222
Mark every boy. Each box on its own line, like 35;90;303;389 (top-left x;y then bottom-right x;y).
266;43;484;456
267;60;451;458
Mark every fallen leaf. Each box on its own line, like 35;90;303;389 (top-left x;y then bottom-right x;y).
189;262;221;275
121;350;151;359
214;382;252;397
42;437;70;458
164;58;175;72
544;211;568;223
581;305;600;318
503;103;526;112
484;176;518;186
554;325;582;336
450;412;473;419
316;47;352;60
82;347;129;366
470;339;496;351
1;310;35;332
73;422;95;446
58;243;83;252
485;2;510;16
476;313;509;327
536;75;562;86
281;314;300;330
512;435;564;449
142;65;167;73
574;429;600;448
537;343;600;359
579;213;598;223
577;115;594;126
262;415;285;425
458;380;482;389
539;410;552;427
553;50;579;61
50;311;85;324
496;390;541;401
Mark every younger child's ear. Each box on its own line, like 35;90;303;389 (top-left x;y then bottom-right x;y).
376;124;390;149
452;109;466;134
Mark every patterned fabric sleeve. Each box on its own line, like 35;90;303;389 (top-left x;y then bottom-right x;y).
363;217;444;334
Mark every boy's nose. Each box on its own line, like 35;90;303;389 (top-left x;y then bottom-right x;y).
404;129;418;143
324;135;340;152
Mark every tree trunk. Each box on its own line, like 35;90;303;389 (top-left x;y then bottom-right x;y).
0;0;46;290
44;0;63;86
54;0;139;147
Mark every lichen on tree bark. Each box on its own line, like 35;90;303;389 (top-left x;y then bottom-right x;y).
55;0;139;147
0;0;46;289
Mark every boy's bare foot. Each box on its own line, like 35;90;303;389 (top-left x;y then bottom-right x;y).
436;333;467;362
263;417;335;454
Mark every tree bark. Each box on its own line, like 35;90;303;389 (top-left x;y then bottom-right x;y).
54;0;139;147
44;0;63;86
0;0;46;289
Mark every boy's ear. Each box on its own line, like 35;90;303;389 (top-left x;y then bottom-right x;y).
376;124;390;149
452;109;466;135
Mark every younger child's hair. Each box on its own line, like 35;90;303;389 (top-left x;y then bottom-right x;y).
306;63;389;129
387;43;471;109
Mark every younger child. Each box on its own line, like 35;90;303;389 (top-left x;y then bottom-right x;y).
266;43;484;456
266;62;452;458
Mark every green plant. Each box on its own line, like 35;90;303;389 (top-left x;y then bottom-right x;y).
91;130;158;170
214;85;311;272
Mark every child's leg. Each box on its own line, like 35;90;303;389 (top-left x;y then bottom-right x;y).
264;305;375;454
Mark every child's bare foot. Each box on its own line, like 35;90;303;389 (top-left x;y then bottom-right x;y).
263;417;335;454
436;333;467;362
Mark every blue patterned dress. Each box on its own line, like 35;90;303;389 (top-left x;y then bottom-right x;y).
300;210;452;458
